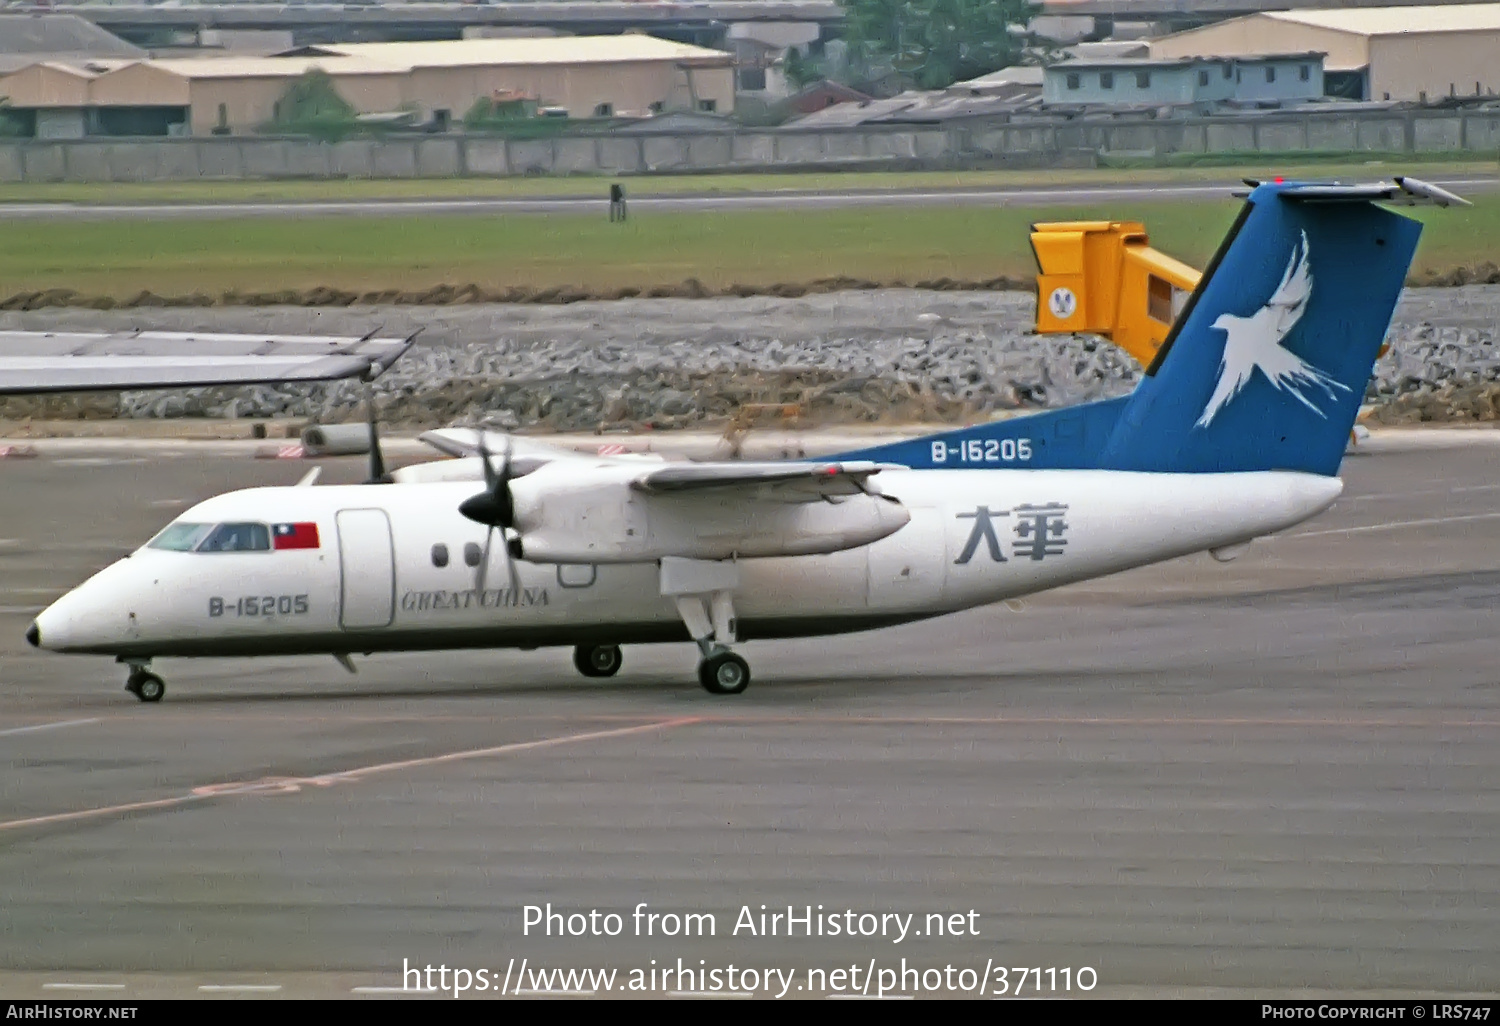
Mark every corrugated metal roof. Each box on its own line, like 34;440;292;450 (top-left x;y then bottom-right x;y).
1059;51;1323;69
146;56;406;79
0;14;143;58
951;66;1044;91
304;35;733;68
0;12;144;73
1267;4;1500;36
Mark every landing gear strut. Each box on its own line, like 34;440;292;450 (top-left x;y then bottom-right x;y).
660;557;752;696
122;660;165;703
573;644;623;678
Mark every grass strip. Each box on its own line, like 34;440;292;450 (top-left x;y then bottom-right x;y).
0;196;1493;303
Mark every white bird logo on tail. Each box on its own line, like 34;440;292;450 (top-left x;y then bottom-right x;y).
1195;230;1349;429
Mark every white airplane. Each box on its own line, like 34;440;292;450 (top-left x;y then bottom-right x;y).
25;177;1468;702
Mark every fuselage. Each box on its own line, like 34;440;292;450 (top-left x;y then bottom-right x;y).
31;468;1341;660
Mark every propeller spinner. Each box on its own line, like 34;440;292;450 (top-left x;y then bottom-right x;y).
457;431;522;596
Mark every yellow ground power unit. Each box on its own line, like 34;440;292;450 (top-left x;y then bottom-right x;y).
1030;220;1202;367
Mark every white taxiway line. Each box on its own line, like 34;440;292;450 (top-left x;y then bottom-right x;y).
1284;510;1500;539
1348;482;1500;503
42;983;125;991
350;986;437;994
668;990;753;998
0;718;100;738
513;989;599;996
198;984;282;992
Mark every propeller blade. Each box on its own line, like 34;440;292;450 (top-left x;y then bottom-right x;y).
457;430;516;529
475;525;493;597
502;529;521;599
498;432;513;487
474;429;497;491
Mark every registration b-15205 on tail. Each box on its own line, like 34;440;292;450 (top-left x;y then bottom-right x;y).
27;176;1469;701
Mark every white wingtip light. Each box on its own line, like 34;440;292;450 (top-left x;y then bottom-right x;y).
1393;176;1472;208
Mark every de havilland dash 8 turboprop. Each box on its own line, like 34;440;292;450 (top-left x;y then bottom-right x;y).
26;176;1468;701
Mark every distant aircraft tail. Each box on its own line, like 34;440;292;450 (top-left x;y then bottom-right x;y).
838;178;1458;477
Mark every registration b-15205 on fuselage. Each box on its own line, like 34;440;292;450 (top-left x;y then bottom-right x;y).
25;176;1470;701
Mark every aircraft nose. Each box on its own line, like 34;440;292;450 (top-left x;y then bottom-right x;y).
25;622;39;648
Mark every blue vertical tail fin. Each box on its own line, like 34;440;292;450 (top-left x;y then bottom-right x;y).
1095;181;1427;476
833;177;1462;476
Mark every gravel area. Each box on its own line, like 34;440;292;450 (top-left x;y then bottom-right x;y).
0;286;1497;428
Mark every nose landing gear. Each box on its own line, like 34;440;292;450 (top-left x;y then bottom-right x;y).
120;659;165;703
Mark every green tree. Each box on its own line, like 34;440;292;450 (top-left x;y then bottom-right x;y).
266;70;360;142
842;0;1038;90
782;48;826;90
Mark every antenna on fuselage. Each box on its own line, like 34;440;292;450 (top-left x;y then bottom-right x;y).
359;328;419;486
363;386;392;485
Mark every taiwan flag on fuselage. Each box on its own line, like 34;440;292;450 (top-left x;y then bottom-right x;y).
272;522;320;550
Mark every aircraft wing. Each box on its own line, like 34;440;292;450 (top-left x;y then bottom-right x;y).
0;329;414;394
418;428;642;463
630;460;900;501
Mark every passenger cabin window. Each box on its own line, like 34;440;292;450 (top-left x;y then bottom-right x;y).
1266;67;1276;83
1223;64;1232;79
148;522;214;551
1135;71;1151;88
1198;70;1209;86
1065;73;1080;90
1300;65;1311;81
431;543;449;568
197;523;270;553
1099;71;1114;89
463;542;483;567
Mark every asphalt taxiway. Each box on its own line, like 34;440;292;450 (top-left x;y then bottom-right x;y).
0;437;1497;998
1;176;1496;221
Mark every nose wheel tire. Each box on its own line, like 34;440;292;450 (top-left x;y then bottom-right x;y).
573;644;623;678
125;671;165;703
698;652;750;695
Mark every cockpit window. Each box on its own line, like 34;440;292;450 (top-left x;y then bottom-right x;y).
196;523;271;553
147;522;214;551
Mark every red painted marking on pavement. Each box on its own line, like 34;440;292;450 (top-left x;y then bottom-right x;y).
0;717;698;833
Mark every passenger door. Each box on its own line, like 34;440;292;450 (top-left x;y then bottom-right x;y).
336;509;395;630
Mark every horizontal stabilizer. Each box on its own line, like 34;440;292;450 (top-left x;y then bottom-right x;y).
1235;176;1471;207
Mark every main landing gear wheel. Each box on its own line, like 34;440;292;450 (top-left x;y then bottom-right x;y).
698;652;750;695
125;670;165;703
573;644;623;678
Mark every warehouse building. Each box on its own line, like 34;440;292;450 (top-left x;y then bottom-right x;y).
0;35;736;138
1043;53;1325;111
0;13;143;74
1149;4;1500;102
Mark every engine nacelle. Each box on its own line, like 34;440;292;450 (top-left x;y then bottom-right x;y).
507;463;910;563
